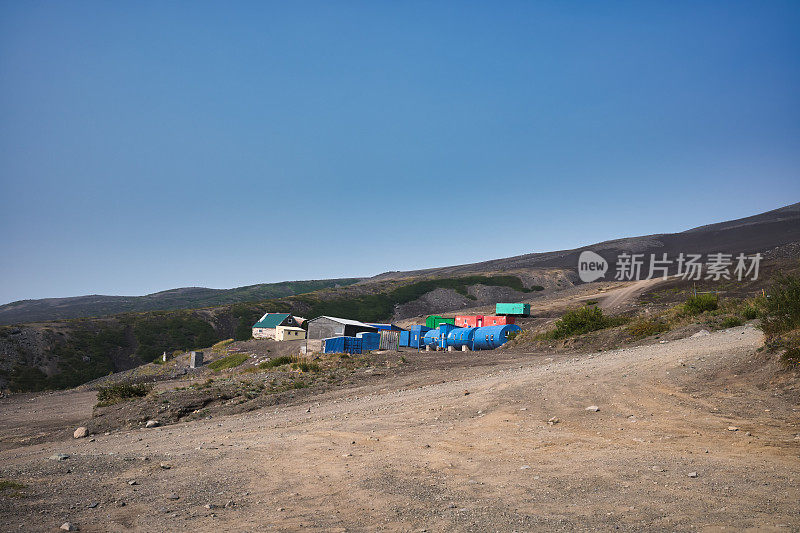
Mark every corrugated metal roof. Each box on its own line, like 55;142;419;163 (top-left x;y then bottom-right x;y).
253;313;290;329
314;316;375;328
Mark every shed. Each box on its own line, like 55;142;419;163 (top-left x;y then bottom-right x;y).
252;313;301;339
306;316;378;340
275;326;306;341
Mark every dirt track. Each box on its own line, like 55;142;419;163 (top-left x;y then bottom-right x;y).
1;326;799;531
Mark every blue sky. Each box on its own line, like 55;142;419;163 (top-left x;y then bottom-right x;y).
1;1;798;304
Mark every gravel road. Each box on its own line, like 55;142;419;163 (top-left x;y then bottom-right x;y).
1;325;798;531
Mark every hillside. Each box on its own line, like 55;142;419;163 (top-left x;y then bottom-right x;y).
0;278;362;325
368;202;800;281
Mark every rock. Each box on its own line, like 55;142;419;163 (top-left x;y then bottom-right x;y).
727;426;739;432
585;405;600;412
73;427;88;439
87;502;98;508
166;493;179;500
60;523;79;531
205;503;219;510
548;417;560;425
224;500;235;508
159;462;172;469
687;472;698;478
128;480;138;485
50;453;70;461
145;420;160;428
691;330;711;338
463;390;470;396
520;465;531;470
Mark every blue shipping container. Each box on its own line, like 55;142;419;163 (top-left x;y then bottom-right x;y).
357;332;380;351
399;330;410;347
323;336;363;354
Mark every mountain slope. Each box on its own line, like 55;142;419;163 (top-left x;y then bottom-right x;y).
367;202;800;282
0;278;362;325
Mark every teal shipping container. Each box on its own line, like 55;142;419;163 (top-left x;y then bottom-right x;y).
495;303;530;316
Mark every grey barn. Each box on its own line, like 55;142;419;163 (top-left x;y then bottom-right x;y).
306;316;378;340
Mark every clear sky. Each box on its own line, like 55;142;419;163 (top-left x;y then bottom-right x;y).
1;1;798;304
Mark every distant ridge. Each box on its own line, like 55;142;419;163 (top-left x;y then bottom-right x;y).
0;278;362;325
368;202;800;282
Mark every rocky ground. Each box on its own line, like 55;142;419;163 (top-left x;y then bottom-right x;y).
1;324;798;532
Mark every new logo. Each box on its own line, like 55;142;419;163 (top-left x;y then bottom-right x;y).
578;250;608;282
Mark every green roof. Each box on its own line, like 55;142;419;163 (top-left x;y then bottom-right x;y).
253;313;290;329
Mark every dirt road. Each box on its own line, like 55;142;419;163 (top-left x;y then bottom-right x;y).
1;326;798;531
599;277;667;312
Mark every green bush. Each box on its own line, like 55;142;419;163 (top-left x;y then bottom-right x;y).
96;382;153;406
208;353;249;371
259;356;294;369
292;361;320;373
626;318;669;338
741;304;759;320
720;316;743;329
683;294;719;315
547;306;627;339
760;275;800;337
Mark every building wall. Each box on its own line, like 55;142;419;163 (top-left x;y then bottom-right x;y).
252;327;276;339
307;317;347;340
275;326;306;341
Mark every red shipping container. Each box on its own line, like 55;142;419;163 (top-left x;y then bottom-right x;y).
455;315;516;327
455;315;484;327
484;315;515;326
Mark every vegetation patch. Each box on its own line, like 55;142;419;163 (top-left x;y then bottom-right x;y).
259;356;294;369
96;382;153;407
683;294;719;315
0;479;26;498
626;318;669;338
542;306;629;340
720;316;743;329
208;353;249;372
211;338;235;351
758;275;800;369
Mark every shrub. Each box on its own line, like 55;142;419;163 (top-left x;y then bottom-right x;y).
96;382;153;406
683;294;719;315
547;306;627;339
626;318;669;338
292;361;320;373
760;275;800;337
259;356;294;369
208;353;249;372
781;342;800;369
720;316;743;329
741;305;759;320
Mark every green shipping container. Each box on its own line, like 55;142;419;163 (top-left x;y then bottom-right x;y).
495;303;531;316
425;315;455;329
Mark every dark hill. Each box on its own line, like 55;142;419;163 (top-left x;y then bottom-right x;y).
0;279;362;325
368;202;800;281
